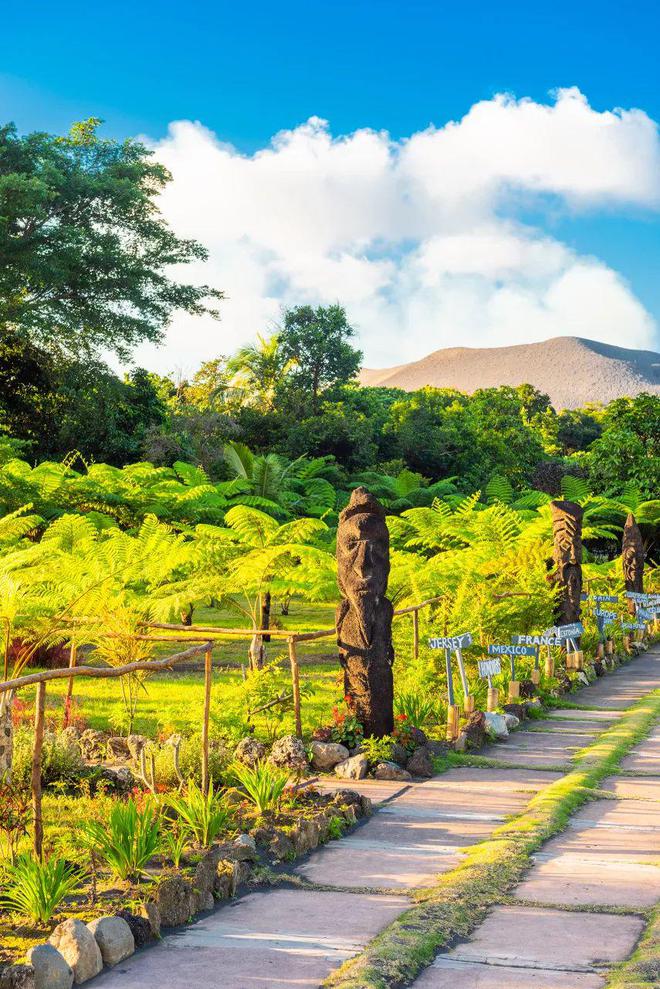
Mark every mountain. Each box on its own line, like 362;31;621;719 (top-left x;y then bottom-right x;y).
359;337;660;409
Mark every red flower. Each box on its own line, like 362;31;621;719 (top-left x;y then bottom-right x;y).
396;713;408;721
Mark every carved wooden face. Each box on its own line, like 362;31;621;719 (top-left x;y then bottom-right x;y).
337;511;389;603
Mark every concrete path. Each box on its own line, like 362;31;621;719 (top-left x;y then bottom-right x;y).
94;649;658;989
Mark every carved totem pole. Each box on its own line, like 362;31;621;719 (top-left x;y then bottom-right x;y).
550;500;584;626
336;487;394;738
622;513;644;615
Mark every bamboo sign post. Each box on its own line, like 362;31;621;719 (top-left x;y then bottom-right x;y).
487;644;536;700
546;622;584;670
478;657;501;711
512;634;561;684
428;632;473;740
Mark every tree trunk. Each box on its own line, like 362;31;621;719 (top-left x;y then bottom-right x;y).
180;604;194;626
280;594;291;616
0;691;13;781
249;634;265;670
260;591;271;643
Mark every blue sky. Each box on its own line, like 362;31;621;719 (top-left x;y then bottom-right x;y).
3;1;659;370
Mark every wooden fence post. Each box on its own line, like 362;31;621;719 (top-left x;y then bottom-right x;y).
412;609;419;661
63;642;77;727
288;637;302;739
201;646;213;794
32;681;46;860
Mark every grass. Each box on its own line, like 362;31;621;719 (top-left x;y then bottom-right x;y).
322;688;660;989
605;906;660;988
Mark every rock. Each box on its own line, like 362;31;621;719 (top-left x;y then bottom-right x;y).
49;919;102;985
231;860;251;893
503;713;520;730
0;964;36;989
26;945;72;989
593;661;605;677
96;766;134;794
234;737;267;767
406;746;434;777
463;711;487;750
198;891;215;911
373;760;412;781
425;739;450;757
309;741;349;771
484;712;509;740
292;818;321;856
332;789;364;814
192;853;218;910
340;803;357;826
360;795;373;817
87;917;134;967
390;743;409;767
214;861;234;899
408;726;428;747
136;901;160;938
126;734;148;760
576;671;590;686
232;833;257;861
61;726;81;744
268;830;295;861
105;736;130;761
115;910;154;949
268;735;308;774
155;874;195;928
503;702;526;721
79;729;108;761
334;754;368;780
453;732;468;753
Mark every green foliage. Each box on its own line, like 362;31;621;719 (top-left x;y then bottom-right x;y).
78;797;160;880
166;779;232;848
229;760;290;813
394;691;439;728
0;119;222;358
587;394;660;498
0;854;81;923
11;729;85;791
360;735;395;765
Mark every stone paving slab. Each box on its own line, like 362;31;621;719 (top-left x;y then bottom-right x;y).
571;655;658;709
93;889;409;988
497;731;589;751
601;776;660;801
514;851;660;907
415;767;562;793
478;744;572;768
448;905;644;971
566;797;660;830
547;709;622;721
414;957;605;988
524;720;604;735
619;725;660;774
307;778;409;803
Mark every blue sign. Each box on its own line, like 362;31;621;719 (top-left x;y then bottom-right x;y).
429;632;473;650
488;644;537;656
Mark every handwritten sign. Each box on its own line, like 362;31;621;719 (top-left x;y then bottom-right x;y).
547;622;584;639
478;658;501;678
625;592;660;604
637;608;654;622
594;594;618;603
488;644;537;656
512;634;561;647
429;632;473;650
593;609;617;621
622;621;646;630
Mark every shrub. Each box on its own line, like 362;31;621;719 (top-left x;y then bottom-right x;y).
152;733;231;790
229;760;290;813
78;797;160;880
0;854;81;923
0;780;30;864
394;691;439;728
360;735;395;766
166;779;232;847
12;728;85;790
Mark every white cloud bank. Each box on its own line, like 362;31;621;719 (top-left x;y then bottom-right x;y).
133;88;660;374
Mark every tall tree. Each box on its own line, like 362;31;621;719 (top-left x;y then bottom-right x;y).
278;305;362;414
0;118;223;358
226;334;293;410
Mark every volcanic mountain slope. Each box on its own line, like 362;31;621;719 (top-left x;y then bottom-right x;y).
359;337;660;410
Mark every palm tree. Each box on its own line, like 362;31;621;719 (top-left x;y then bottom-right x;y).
225;334;293;411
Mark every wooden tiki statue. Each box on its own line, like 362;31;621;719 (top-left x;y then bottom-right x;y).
550;500;583;626
622;513;644;615
336;487;394;738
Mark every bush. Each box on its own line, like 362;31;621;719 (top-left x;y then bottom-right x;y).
360;735;395;766
229;760;290;813
152;733;231;790
12;728;85;790
394;691;440;728
166;779;232;847
78;797;160;880
0;854;81;923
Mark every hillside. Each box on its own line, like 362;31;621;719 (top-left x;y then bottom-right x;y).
360;337;660;409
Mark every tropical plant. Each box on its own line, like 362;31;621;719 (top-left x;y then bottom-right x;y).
0;854;81;923
0;780;30;864
78;797;161;880
229;760;290;813
360;735;395;766
394;690;439;728
166;779;232;847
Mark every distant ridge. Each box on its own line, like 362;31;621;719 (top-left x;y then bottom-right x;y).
360;337;660;409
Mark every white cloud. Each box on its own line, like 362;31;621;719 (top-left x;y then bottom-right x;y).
130;88;660;375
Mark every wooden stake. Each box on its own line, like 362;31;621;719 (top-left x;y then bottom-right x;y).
487;687;499;712
446;704;460;741
288;638;302;739
508;680;520;701
63;642;77;727
201;647;213;794
463;695;475;715
32;682;46;860
544;653;555;677
531;668;541;685
412;609;419;661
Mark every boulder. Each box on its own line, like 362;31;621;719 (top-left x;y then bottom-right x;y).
463;710;487;750
408;726;428;747
214;861;234;900
360;795;373;817
484;712;509;740
268;735;308;774
390;743;409;767
576;671;590;686
268;830;295;862
593;660;605;677
232;833;257;861
0;964;36;989
406;746;434;777
425;739;450;757
26;945;72;989
503;713;520;731
332;789;364;813
87;917;134;967
155;874;195;928
49;919;102;985
126;734;148;760
192;853;218;910
105;736;130;761
231;860;251;894
115;910;154;949
61;726;81;745
136;901;160;938
334;754;368;780
309;741;349;771
234;737;267;768
96;766;134;794
79;729;108;761
502;702;526;721
373;760;412;781
292;818;321;856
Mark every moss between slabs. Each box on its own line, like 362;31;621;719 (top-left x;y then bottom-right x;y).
322;689;660;989
605;906;660;988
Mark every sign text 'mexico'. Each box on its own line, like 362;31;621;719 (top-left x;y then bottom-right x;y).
512;634;561;647
488;643;537;657
478;658;501;678
428;632;473;651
